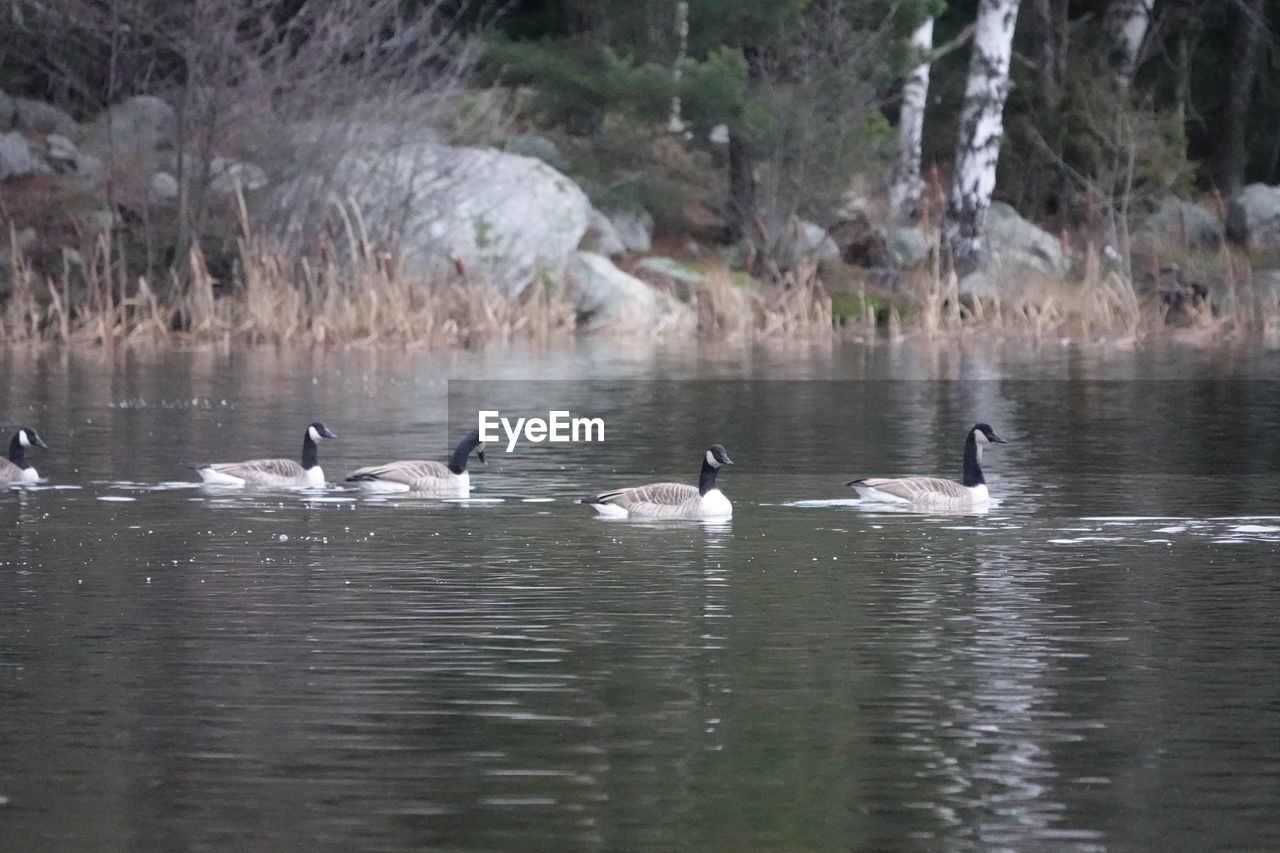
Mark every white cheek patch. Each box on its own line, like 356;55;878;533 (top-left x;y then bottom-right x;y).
974;430;989;445
705;449;720;468
18;430;31;447
308;426;321;442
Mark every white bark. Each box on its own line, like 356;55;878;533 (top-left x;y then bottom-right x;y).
1106;0;1154;90
890;17;935;220
943;0;1021;273
668;1;689;133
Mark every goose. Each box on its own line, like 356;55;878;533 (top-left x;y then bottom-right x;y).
847;423;1007;509
581;444;734;519
192;421;337;488
344;429;486;496
0;427;49;486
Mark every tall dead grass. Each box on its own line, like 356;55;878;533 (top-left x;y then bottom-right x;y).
892;240;1280;345
1;202;576;349
692;262;833;342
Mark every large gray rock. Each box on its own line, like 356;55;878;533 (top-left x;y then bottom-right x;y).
635;256;706;288
1254;269;1280;300
209;155;268;194
45;133;103;182
77;209;116;235
504;133;566;170
0;132;49;180
958;204;1070;298
882;225;931;270
150;171;179;200
1140;197;1223;250
1227;184;1280;249
799;221;841;262
567;251;693;334
580;208;626;256
277;142;591;299
609;208;654;252
83;95;177;156
0;92;76;136
0;226;37;268
982;202;1068;278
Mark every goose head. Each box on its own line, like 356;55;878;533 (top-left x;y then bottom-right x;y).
17;428;48;449
307;422;338;441
704;444;734;468
971;423;1006;446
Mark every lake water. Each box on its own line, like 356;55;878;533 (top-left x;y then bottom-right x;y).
3;340;1280;851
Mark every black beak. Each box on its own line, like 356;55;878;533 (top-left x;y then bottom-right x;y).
477;449;487;464
322;426;338;439
990;433;1007;444
722;455;734;466
34;437;49;449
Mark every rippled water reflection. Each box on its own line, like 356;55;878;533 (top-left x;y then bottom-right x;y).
2;342;1279;851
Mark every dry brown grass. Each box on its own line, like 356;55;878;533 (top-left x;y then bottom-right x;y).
889;241;1280;346
7;203;1279;350
692;262;833;342
1;201;576;349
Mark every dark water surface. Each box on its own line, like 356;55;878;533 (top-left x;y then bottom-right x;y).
2;341;1279;851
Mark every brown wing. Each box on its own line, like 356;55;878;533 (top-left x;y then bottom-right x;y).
0;459;25;484
212;458;307;483
592;482;701;518
346;460;453;489
852;476;972;504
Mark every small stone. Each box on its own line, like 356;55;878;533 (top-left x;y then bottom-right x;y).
150;171;179;199
0;132;50;180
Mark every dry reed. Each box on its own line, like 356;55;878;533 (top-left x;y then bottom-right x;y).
1;200;576;349
888;240;1280;345
6;206;1280;349
692;262;833;342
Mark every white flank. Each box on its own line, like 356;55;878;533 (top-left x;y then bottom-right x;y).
856;483;989;508
353;478;411;494
588;501;630;518
852;485;911;504
699;489;733;519
197;467;247;487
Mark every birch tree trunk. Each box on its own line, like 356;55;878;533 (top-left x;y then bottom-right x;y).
943;0;1021;275
668;1;689;133
890;17;934;220
1105;0;1153;91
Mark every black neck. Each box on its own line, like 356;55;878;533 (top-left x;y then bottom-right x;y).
961;431;984;487
448;433;480;475
8;433;29;469
301;432;319;470
698;458;720;496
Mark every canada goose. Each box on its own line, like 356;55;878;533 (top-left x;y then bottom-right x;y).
581;444;734;519
847;423;1007;509
192;421;337;488
344;429;486;496
0;427;48;486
